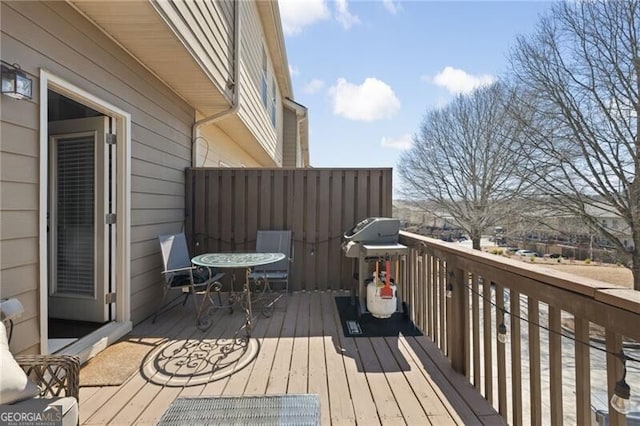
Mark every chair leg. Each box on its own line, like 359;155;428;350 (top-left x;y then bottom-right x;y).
153;289;191;323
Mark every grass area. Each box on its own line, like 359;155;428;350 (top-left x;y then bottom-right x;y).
486;248;633;288
541;263;633;288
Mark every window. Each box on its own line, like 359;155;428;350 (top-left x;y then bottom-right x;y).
270;77;277;127
261;46;268;107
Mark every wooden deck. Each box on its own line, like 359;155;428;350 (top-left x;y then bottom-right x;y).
79;291;502;425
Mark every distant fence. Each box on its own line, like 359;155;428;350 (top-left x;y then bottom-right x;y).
185;168;393;291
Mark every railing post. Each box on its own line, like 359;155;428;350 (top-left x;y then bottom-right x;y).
448;257;467;375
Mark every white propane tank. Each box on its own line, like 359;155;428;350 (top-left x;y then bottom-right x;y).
366;280;397;319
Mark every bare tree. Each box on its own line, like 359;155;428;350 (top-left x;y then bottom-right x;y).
398;82;534;250
510;0;640;289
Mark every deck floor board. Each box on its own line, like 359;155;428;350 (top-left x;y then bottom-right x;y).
78;291;502;425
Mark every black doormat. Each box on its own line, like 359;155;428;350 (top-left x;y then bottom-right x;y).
335;296;423;338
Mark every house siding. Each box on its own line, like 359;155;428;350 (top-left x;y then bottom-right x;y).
237;1;281;165
282;107;298;167
0;1;196;353
198;124;261;167
151;0;234;101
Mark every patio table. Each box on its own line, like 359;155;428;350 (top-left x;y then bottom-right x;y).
191;252;285;336
157;394;320;425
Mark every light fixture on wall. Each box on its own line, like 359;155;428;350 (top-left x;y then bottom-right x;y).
1;62;32;100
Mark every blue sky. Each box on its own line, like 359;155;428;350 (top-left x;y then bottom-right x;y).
279;0;553;177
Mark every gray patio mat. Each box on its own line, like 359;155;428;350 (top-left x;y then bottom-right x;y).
157;394;320;425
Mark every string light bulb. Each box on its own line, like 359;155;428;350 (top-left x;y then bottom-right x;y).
497;322;508;344
611;353;631;414
446;283;453;298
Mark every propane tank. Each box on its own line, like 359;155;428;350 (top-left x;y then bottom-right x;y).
366;272;397;319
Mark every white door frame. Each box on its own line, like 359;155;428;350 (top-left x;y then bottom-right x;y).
39;70;131;356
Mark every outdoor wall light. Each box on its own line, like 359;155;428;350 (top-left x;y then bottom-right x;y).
1;62;32;100
611;352;631;414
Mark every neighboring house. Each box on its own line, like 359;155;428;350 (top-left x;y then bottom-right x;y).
0;0;308;358
558;205;634;250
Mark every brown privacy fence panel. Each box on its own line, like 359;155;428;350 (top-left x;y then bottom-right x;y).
185;168;393;291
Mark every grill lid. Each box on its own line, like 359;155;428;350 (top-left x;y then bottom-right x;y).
343;217;400;245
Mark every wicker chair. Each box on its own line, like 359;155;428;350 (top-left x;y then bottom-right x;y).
15;354;80;401
5;354;80;426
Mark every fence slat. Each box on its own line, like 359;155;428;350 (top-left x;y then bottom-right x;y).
329;171;343;290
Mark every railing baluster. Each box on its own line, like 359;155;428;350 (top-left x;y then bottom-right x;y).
414;249;420;329
510;289;522;426
574;316;590;426
483;278;493;403
548;305;563;424
417;252;422;329
432;255;438;342
472;273;481;391
426;252;432;337
496;283;507;417
419;252;425;333
605;331;624;426
439;258;446;352
529;298;542;426
449;261;467;374
463;271;471;379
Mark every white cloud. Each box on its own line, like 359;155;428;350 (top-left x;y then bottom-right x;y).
289;64;300;77
430;66;495;94
330;77;401;121
381;133;412;150
335;0;360;30
383;0;402;15
279;0;330;36
303;79;325;94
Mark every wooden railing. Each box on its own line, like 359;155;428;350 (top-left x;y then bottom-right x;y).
398;231;640;426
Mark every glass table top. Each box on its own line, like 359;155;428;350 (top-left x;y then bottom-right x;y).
191;252;286;268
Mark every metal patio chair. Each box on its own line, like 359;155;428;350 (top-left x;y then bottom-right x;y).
153;233;226;328
248;230;293;312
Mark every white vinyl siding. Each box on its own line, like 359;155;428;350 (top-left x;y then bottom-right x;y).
151;0;235;102
0;1;196;352
270;77;277;127
282;107;298;167
237;1;280;165
261;46;268;108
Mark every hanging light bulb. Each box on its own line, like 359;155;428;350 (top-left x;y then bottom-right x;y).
611;354;631;414
446;283;453;298
497;322;508;344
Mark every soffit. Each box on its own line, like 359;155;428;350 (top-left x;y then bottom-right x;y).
68;1;230;115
